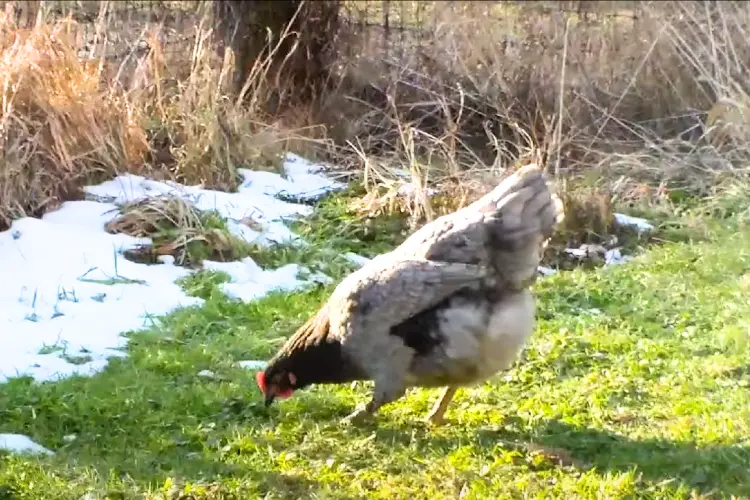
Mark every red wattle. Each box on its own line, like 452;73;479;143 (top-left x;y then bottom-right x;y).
255;371;266;393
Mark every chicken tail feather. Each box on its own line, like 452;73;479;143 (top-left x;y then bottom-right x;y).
475;164;564;289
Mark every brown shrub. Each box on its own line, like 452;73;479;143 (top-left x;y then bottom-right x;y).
4;0;750;239
0;2;318;229
0;10;149;227
323;2;750;190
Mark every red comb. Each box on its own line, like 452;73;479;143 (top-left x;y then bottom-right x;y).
255;371;266;393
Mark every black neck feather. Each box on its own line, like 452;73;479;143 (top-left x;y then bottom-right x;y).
267;305;368;388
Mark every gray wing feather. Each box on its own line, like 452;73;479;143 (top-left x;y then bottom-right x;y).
328;259;486;339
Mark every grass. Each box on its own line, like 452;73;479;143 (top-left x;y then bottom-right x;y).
3;1;750;497
290;185;412;257
1;204;750;499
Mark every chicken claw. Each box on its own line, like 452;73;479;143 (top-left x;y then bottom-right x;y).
341;404;374;426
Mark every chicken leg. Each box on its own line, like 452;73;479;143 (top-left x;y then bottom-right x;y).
341;346;413;426
424;386;458;425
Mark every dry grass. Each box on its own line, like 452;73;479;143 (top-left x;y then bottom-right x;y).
104;196;248;266
323;1;750;227
0;1;317;231
0;8;149;227
3;0;750;243
131;22;285;189
104;196;206;239
556;182;615;244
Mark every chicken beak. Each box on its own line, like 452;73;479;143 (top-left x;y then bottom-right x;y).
264;392;276;407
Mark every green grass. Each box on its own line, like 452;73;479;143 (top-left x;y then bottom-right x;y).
290;185;411;258
1;199;750;499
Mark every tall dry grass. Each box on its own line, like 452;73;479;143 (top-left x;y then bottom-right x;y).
0;9;148;226
325;1;750;209
0;1;313;229
3;0;750;235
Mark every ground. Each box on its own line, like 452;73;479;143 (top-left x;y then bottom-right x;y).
3;1;750;497
0;166;749;499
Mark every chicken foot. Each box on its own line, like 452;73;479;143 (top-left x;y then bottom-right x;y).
342;383;407;425
424;386;458;425
341;347;412;426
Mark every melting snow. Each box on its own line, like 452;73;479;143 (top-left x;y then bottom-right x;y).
0;434;54;455
537;266;557;276
560;213;654;269
344;252;371;268
605;248;633;266
613;213;655;234
397;182;439;198
85;153;345;247
203;258;309;302
0;154;342;385
564;243;636;267
237;360;268;370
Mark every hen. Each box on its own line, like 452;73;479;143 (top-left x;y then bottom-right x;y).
256;164;563;425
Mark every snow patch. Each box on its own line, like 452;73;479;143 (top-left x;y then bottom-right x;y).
605;248;633;266
238;360;268;370
613;213;654;234
564;241;639;268
344;252;371;268
0;434;54;456
202;258;314;302
397;183;438;198
0;154;340;384
84;153;345;247
537;266;557;276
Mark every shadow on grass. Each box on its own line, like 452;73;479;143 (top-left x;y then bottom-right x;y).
3;373;749;498
513;419;750;497
67;392;750;497
349;416;750;498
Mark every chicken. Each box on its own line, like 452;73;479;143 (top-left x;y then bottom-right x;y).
255;164;563;425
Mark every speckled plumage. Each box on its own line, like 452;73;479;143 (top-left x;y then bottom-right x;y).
259;164;563;424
